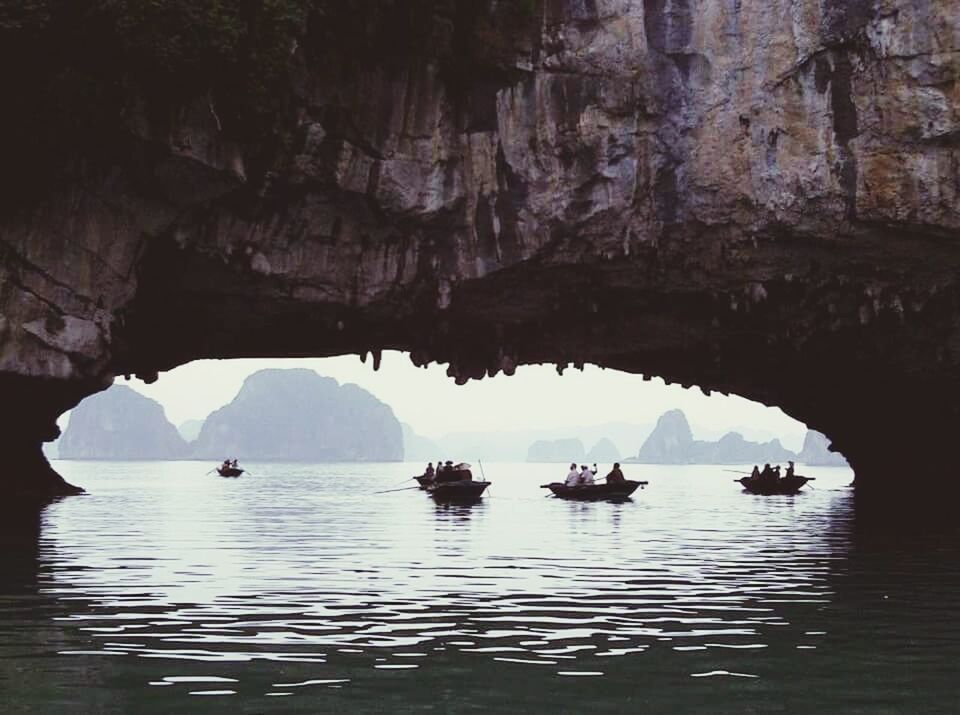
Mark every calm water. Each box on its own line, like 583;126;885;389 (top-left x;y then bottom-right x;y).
2;461;960;713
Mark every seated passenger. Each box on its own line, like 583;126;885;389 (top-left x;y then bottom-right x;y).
750;465;761;480
578;464;596;486
606;463;625;483
436;461;459;483
785;461;795;478
565;463;580;487
424;462;435;479
760;463;773;481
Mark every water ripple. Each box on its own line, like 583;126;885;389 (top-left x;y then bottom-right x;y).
8;461;959;711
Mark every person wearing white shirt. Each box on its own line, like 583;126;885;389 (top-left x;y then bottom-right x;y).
564;463;580;486
579;464;596;485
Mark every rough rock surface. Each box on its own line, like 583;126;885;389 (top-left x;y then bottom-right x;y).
635;409;796;464
0;1;957;495
58;385;189;460
799;429;850;466
191;368;403;462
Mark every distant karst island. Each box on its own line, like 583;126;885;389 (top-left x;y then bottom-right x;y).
58;385;189;460
56;373;846;468
797;430;849;467
58;369;404;462
630;409;798;465
525;437;621;463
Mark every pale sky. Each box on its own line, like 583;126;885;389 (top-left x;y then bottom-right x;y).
120;351;809;450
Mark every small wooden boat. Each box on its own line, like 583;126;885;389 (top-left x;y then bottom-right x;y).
217;466;244;477
736;475;813;495
541;480;646;500
418;463;474;490
428;480;491;502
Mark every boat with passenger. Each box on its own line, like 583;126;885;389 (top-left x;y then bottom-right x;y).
217;459;244;477
541;480;646;500
423;461;490;502
542;462;646;500
736;474;813;495
736;461;813;494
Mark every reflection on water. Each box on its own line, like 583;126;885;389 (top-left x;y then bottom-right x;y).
1;462;959;712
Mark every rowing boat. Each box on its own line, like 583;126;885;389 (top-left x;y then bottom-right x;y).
428;480;491;502
540;480;646;500
735;475;813;495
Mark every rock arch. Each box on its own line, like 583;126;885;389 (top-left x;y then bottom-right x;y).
1;1;957;497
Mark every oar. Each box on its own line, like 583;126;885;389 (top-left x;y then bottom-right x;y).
372;485;421;495
205;469;216;475
722;469;752;475
388;476;417;488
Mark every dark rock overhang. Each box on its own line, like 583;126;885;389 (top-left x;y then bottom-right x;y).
0;1;957;496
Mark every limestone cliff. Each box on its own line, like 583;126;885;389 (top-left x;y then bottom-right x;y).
0;1;957;495
799;429;850;466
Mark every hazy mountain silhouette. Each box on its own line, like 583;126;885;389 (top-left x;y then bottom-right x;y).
402;423;440;462
526;438;586;463
586;437;621;462
178;419;205;443
633;409;796;464
58;385;189;460
421;422;652;462
798;430;849;466
191;369;403;461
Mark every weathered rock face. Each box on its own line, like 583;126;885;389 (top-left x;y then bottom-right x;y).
0;1;958;495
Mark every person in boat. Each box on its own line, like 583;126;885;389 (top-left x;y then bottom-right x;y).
773;465;782;479
578;464;596;486
606;462;625;483
750;465;761;480
231;459;238;468
759;463;774;483
437;461;462;484
221;459;231;471
565;463;580;487
785;461;795;478
424;462;435;480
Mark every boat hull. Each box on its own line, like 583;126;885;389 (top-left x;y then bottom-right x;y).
428;481;490;502
736;476;812;495
217;467;244;477
541;480;645;500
